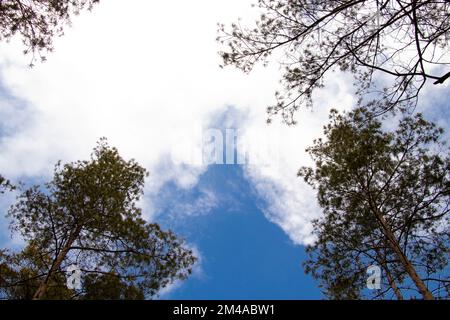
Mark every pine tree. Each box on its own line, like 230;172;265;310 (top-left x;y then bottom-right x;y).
0;139;196;299
299;108;449;299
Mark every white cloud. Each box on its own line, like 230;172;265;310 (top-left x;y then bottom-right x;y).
170;189;218;218
239;72;355;245
0;0;356;246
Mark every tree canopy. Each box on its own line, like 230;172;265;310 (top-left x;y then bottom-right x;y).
218;0;450;124
0;139;196;299
299;107;449;299
0;0;99;65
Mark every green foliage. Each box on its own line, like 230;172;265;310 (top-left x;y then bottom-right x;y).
218;0;450;124
82;273;145;300
0;139;196;299
0;0;100;65
299;108;449;299
0;244;73;299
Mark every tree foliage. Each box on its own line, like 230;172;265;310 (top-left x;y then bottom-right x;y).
299;108;449;299
0;175;14;194
0;139;196;299
218;0;450;124
0;0;99;65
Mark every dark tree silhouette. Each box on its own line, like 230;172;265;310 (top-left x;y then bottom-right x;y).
218;0;450;124
0;0;100;65
299;107;449;299
0;139;196;299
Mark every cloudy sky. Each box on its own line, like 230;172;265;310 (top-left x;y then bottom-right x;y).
0;0;448;299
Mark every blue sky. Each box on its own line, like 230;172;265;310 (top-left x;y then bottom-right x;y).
155;164;322;299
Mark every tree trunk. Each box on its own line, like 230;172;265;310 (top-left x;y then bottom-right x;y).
372;241;404;300
33;226;82;300
384;266;403;300
376;213;434;300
